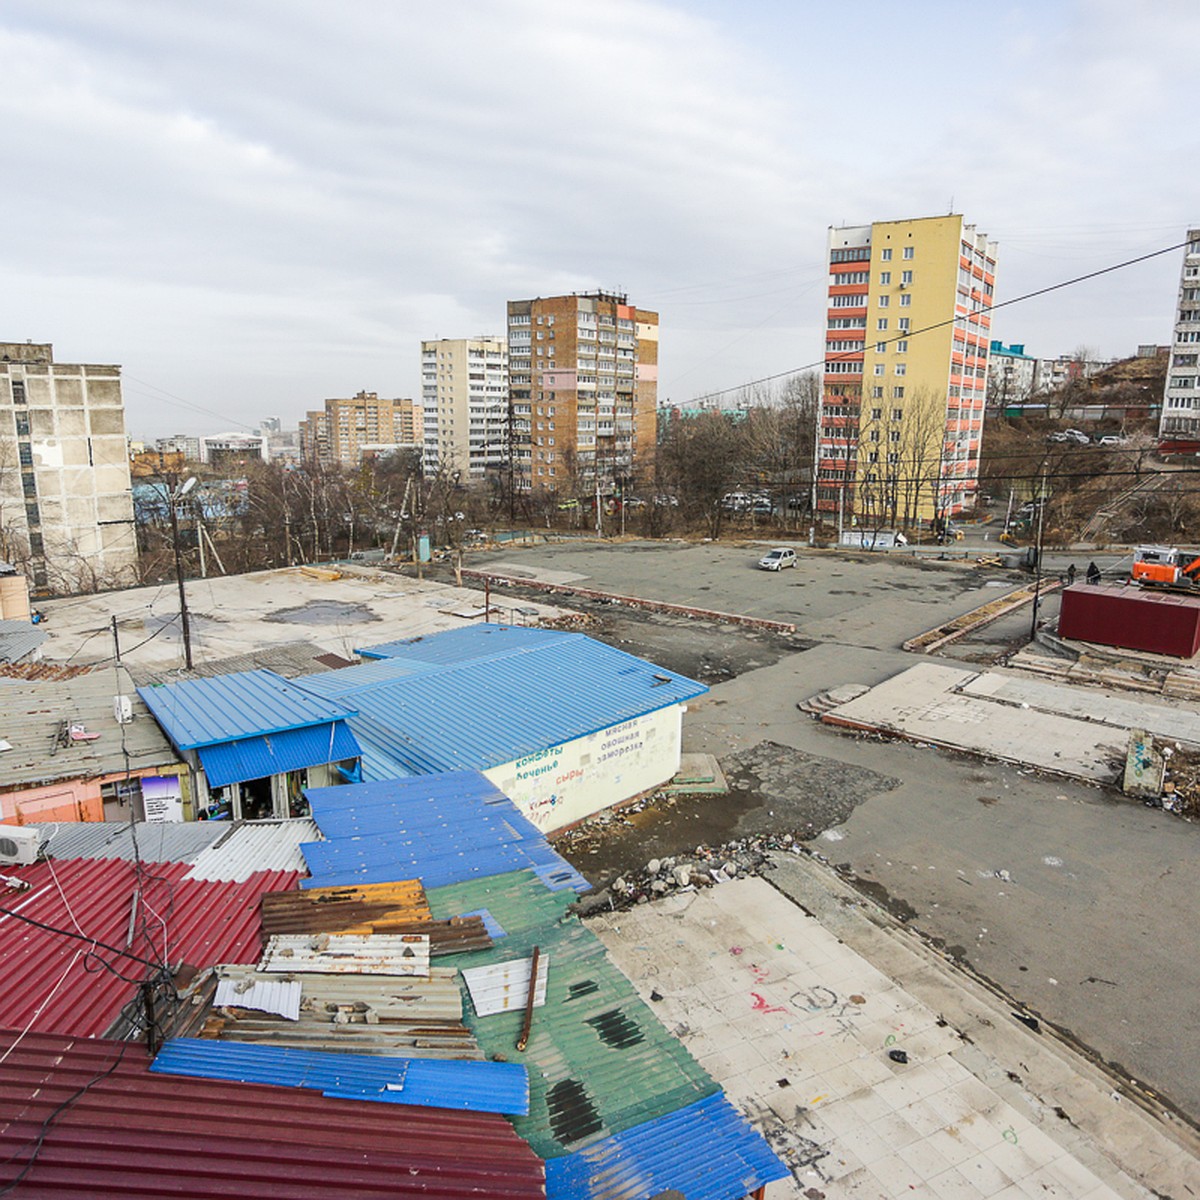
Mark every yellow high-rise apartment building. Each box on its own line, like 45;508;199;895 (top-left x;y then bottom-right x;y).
816;214;997;528
507;292;658;493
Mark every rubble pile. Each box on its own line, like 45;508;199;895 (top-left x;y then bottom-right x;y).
1156;746;1200;819
570;832;809;916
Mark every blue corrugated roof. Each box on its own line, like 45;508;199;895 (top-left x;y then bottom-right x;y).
291;627;706;778
294;657;439;697
197;722;360;787
138;669;357;749
543;1093;789;1199
151;1039;529;1115
302;771;588;893
359;624;573;665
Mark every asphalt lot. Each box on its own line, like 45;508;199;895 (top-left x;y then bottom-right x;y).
463;537;1200;1128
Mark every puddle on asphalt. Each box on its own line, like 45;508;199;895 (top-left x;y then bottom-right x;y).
266;600;381;625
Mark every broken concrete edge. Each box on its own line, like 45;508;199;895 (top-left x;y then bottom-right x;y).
460;569;798;635
760;849;1200;1189
818;711;1122;788
903;579;1064;654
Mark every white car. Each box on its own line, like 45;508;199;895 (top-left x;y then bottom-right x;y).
758;547;796;571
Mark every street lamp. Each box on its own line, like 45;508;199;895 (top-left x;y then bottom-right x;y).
167;476;197;669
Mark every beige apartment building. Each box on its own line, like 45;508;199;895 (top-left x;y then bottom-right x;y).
507;292;658;494
420;337;508;478
299;391;420;467
0;341;137;593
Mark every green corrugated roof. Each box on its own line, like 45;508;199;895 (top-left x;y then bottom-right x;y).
429;870;718;1159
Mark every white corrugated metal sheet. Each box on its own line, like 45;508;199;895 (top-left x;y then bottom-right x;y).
184;818;320;881
260;933;431;977
462;955;549;1018
214;976;302;1021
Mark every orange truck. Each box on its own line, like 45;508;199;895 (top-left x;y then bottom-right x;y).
1131;545;1200;588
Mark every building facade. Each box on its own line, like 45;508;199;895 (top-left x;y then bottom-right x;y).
1158;230;1200;441
986;341;1036;408
420;337;508;478
0;341;138;592
816;215;997;526
299;392;420;467
506;292;658;494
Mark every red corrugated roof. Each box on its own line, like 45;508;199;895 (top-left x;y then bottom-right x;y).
0;857;300;1037
0;1030;545;1198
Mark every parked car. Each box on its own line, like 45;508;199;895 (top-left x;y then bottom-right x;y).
1098;435;1127;446
750;497;773;516
1046;431;1070;443
1063;429;1090;444
758;547;796;571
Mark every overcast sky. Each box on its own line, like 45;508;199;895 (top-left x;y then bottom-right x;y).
3;0;1195;439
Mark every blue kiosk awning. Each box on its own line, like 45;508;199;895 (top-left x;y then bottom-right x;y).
198;722;360;788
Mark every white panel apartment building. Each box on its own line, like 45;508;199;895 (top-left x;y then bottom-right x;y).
420;337;508;478
0;342;137;593
1159;229;1200;442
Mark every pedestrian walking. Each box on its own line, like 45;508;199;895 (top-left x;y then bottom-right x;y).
1086;561;1101;586
1066;563;1076;586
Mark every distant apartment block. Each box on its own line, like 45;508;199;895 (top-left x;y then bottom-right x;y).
299;391;420;467
155;434;202;461
816;214;997;524
0;341;137;592
506;292;658;492
1159;230;1200;441
986;341;1036;407
1032;353;1112;395
420;337;508;478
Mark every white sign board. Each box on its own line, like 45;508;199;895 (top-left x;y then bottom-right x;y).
142;775;184;823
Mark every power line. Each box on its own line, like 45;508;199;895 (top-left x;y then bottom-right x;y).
691;238;1189;404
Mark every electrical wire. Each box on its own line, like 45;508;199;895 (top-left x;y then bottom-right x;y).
0;1040;131;1196
688;238;1190;403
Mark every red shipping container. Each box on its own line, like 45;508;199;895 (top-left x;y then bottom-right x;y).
1058;582;1200;657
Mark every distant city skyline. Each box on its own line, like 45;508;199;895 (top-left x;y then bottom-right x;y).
1;1;1194;439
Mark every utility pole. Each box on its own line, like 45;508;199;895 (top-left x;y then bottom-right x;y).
165;478;196;670
1029;468;1047;641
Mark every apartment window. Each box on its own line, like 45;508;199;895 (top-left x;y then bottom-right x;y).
878;296;889;307
873;364;884;376
868;451;879;463
898;318;910;331
901;270;913;285
831;294;867;308
903;246;914;260
1171;377;1196;389
11;381;25;405
889;430;900;442
17;443;32;467
1177;355;1199;367
887;452;900;464
866;386;880;398
899;294;911;307
879;271;891;285
881;248;892;261
869;430;880;442
14;413;29;436
895;364;906;376
875;342;886;353
871;407;882;420
877;319;888;331
25;503;39;526
21;472;36;498
896;340;908;353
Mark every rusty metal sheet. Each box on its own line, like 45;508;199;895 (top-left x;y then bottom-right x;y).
259;883;491;955
199;964;481;1060
260;933;431;977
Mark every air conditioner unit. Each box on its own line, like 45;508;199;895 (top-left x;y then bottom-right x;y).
113;694;134;725
0;825;41;865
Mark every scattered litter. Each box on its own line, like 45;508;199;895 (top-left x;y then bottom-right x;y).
1042;856;1063;868
887;1049;909;1064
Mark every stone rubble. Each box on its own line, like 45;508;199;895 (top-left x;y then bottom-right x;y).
568;831;812;917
